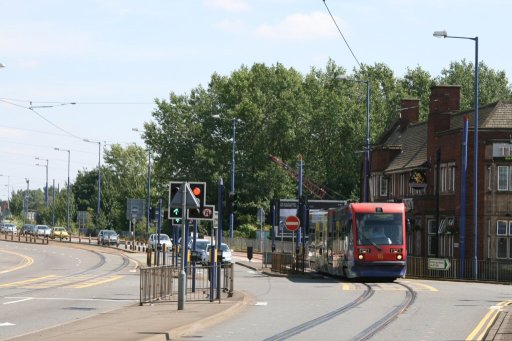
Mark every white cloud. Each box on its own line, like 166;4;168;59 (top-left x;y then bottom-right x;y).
203;0;251;12
255;12;340;41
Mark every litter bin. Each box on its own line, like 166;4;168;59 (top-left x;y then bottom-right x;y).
247;246;253;261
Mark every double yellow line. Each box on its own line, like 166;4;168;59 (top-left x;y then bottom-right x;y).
0;249;34;274
466;300;512;340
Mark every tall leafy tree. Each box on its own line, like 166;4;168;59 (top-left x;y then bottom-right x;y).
438;59;512;110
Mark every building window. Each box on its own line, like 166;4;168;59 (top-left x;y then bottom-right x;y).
497;166;509;191
492;143;512;157
488;166;492;190
389;174;395;196
379;175;388;197
496;220;512;259
427;219;437;256
440;162;456;193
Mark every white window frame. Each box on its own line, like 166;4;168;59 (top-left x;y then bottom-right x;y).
497;166;509;191
496;220;512;259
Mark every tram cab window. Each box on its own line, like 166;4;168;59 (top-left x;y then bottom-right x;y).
356;213;402;245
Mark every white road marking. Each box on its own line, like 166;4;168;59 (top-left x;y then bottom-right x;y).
5;296;138;303
0;322;15;327
254;302;268;306
4;297;33;305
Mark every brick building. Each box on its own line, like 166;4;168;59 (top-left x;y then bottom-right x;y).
370;85;512;261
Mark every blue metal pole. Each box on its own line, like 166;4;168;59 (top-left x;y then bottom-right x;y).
216;177;223;300
473;37;479;280
97;142;101;225
66;150;70;231
460;116;468;278
230;118;235;238
365;80;370;203
298;157;303;246
146;149;151;235
271;202;276;252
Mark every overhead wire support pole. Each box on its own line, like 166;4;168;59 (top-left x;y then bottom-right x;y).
433;30;479;279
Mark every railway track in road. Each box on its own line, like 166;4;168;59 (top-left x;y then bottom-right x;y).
263;283;374;341
351;282;417;341
262;281;417;341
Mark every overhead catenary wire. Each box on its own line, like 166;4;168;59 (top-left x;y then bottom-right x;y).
0;99;83;140
322;0;362;69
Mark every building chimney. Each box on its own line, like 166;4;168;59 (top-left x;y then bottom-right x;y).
429;85;461;115
399;99;420;131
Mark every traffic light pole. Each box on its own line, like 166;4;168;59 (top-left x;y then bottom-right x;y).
178;182;187;311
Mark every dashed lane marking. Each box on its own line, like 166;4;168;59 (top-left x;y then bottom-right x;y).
0;274;124;289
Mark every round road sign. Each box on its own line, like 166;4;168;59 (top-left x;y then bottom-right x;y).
285;215;300;231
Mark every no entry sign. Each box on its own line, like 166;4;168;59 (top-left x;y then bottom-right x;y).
285;215;300;231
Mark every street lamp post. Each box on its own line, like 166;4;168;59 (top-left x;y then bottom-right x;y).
55;147;71;230
336;75;371;202
213;115;240;238
0;175;10;209
24;178;29;223
230;118;237;238
434;30;479;279
35;157;49;207
132;128;151;235
84;139;101;227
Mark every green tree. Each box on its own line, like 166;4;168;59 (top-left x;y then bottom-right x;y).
438;59;512;110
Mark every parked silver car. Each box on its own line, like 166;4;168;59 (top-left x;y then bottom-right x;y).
1;223;17;234
36;225;51;237
97;230;119;246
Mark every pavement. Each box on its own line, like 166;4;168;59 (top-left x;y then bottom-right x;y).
6;248;267;341
3;237;511;340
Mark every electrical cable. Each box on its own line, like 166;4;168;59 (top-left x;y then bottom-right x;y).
322;0;362;68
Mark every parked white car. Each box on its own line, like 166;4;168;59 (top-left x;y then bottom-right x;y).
148;233;173;250
1;223;17;234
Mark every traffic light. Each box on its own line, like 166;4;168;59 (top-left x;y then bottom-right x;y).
227;191;237;214
189;182;206;208
170;207;183;224
169;182;206;209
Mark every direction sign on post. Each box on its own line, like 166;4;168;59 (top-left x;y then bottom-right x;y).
428;258;451;270
285;215;300;232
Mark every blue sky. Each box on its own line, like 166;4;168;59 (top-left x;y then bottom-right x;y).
0;0;510;199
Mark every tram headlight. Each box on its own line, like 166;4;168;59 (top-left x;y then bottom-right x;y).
396;254;403;260
358;254;364;260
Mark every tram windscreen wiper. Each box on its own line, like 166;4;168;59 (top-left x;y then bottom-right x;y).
363;234;382;251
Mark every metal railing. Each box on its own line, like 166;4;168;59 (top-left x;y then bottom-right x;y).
140;263;234;305
407;257;512;283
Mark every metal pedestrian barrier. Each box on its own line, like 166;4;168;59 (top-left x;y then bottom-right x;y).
140;263;234;305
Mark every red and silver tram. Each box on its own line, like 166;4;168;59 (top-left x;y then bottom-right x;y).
308;202;407;280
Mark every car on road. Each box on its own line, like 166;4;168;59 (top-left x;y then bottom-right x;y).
206;242;233;264
1;223;17;234
20;224;35;235
189;238;210;264
51;226;70;240
36;225;51;237
148;233;173;250
97;229;119;246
